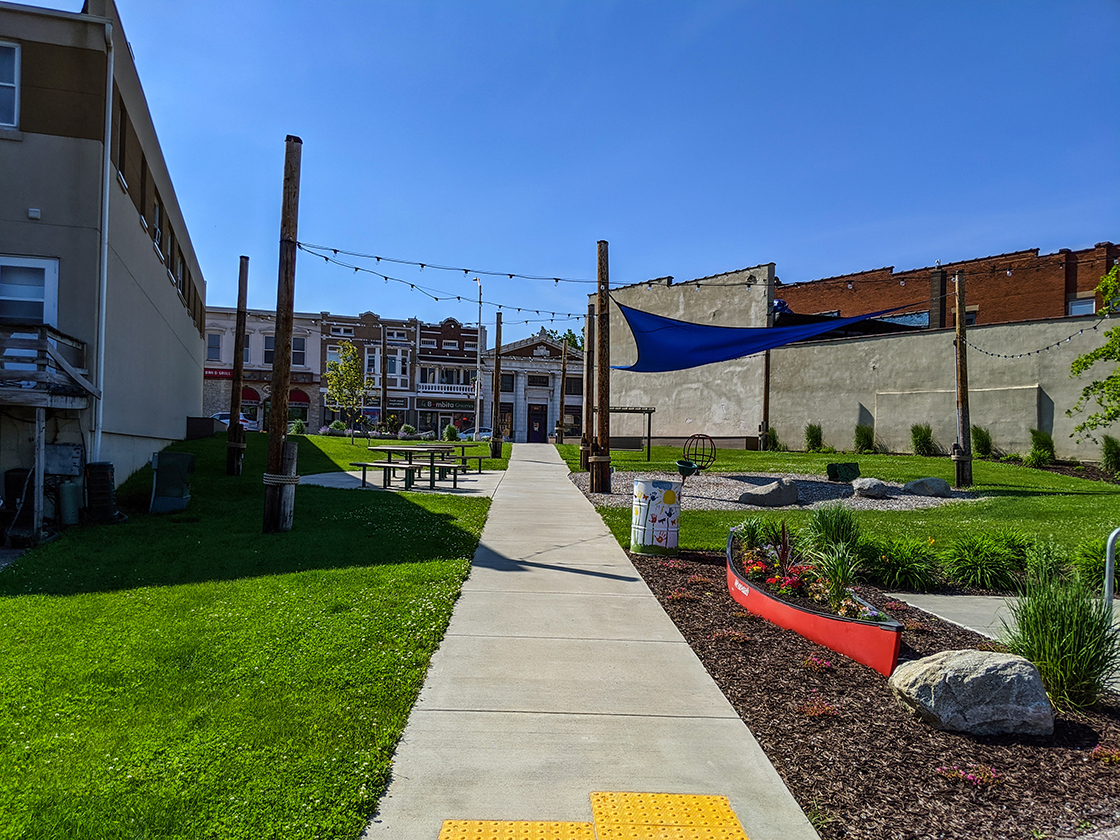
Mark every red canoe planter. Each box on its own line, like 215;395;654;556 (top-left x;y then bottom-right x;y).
725;534;902;676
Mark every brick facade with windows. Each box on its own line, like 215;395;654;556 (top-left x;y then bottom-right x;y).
777;241;1118;328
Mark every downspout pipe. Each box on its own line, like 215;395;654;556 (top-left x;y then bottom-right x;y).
93;21;113;462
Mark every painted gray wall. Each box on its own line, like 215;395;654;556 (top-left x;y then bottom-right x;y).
769;317;1115;460
603;267;774;439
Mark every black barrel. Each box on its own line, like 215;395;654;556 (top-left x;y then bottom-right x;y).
85;461;117;523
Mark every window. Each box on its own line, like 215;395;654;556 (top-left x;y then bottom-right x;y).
206;333;221;361
326;345;340;366
151;198;163;254
388;329;407;340
264;335;275;365
243;334;251;364
366;349;378;375
0;42;20;129
292;336;305;366
0;256;59;326
420;338;437;348
387;356;398;376
330;325;353;336
527;374;549;388
442;340;458;349
464;341;477;351
1068;297;1096;317
420;367;436;384
565;376;582;396
440;368;461;385
500;373;514;392
174;252;186;296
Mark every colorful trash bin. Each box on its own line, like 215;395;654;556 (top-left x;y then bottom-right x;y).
630;479;681;556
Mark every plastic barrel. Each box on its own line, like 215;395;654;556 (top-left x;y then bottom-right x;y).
85;462;117;523
630;478;681;556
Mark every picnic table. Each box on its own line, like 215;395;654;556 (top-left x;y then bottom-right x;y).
440;441;490;473
365;445;464;490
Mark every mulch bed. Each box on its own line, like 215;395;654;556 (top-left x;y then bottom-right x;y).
629;549;1120;840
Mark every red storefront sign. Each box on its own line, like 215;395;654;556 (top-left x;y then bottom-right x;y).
204;368;232;379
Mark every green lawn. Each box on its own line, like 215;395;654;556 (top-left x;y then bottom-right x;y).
0;433;489;840
563;445;1120;553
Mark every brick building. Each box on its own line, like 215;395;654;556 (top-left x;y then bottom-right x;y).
777;241;1118;328
318;312;486;433
202;307;321;430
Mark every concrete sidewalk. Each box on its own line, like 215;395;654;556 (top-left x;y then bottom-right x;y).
362;444;817;840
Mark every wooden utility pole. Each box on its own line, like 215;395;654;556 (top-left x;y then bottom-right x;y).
227;255;249;475
381;322;389;430
557;340;568;444
953;271;973;488
490;310;503;458
589;240;611;493
263;135;302;533
581;302;594;470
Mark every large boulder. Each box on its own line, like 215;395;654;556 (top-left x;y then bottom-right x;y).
852;477;889;499
903;477;951;497
888;649;1053;736
827;462;861;482
739;478;799;507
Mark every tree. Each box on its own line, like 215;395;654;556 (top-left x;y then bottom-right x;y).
546;327;584;352
1068;265;1120;440
324;341;375;444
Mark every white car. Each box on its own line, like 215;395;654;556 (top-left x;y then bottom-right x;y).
211;412;258;431
458;427;493;440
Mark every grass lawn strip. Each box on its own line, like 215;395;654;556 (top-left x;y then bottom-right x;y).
0;434;489;840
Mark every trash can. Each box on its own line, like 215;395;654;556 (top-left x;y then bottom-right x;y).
149;451;195;514
630;478;681;556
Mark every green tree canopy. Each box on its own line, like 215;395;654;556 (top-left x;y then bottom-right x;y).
1068;265;1120;440
324;341;374;443
546;327;584;352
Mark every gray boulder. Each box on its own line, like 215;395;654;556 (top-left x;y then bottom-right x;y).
739;478;799;507
852;477;889;499
888;649;1053;736
903;477;951;497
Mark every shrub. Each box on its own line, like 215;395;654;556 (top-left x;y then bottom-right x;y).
971;425;993;458
803;502;861;553
911;423;938;457
767;427;788;452
289;419;305;435
1071;536;1118;592
733;517;767;550
1103;435;1120;476
318;425;330;435
940;533;1018;591
812;544;863;611
1004;573;1120;710
1001;452;1024;464
860;537;939;592
991;527;1032;567
1027;428;1056;467
400;423;417;435
442;424;459;441
854;424;875;454
329;420;346;431
805;423;823;453
1024;539;1070;582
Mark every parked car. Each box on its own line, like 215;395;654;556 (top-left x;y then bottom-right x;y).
211;412;258;431
458;427;493;440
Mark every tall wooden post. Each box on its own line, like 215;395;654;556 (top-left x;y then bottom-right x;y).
953;272;973;488
227;256;249;475
557;342;568;444
581;302;594;470
490;311;503;458
589;240;611;493
381;322;389;431
33;407;44;543
264;135;302;533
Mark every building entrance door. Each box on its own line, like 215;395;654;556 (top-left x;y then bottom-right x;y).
438;413;453;432
528;403;548;443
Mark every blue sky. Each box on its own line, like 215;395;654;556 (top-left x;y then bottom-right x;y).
48;1;1120;342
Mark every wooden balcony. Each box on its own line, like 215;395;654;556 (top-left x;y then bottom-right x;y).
0;324;98;409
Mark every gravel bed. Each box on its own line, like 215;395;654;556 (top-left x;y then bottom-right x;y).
570;470;978;512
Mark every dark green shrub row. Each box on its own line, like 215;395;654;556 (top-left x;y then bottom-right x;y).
804;423;823;452
910;423;938;457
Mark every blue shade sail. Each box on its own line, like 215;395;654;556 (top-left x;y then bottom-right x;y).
611;301;904;373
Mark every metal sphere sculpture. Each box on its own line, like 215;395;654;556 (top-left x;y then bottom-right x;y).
683;434;716;471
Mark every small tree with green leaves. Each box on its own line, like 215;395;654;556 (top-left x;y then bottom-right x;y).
1069;265;1120;440
546;327;584;352
324;341;374;444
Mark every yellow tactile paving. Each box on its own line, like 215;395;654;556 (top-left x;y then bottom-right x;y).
594;827;749;840
589;792;745;829
438;821;596;840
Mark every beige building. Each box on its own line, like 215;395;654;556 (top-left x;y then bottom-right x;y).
481;330;583;443
0;0;206;523
203;307;322;432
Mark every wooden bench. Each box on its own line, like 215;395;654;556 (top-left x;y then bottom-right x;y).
428;460;469;488
350;461;426;489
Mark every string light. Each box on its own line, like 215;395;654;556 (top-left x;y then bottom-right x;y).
962;318;1108;360
300;241;598;284
299;243;584;320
